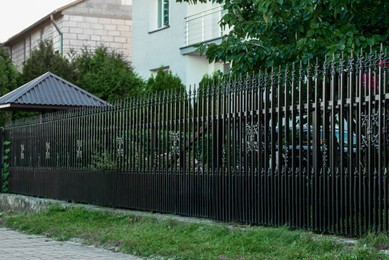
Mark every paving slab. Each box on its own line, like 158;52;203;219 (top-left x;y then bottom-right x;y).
0;228;142;260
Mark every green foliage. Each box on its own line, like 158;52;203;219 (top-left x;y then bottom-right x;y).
198;70;224;97
145;67;185;94
0;48;18;95
146;68;189;122
3;206;385;259
0;48;18;126
20;43;145;102
178;0;389;75
2;140;11;192
199;71;224;87
11;111;40;122
90;152;117;171
21;41;76;83
73;46;145;101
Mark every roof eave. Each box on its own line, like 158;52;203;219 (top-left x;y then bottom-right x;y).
2;0;86;45
0;103;99;112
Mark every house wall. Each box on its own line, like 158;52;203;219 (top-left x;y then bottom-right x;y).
6;0;132;71
9;22;54;71
132;1;188;83
62;0;132;59
132;0;225;88
185;56;224;88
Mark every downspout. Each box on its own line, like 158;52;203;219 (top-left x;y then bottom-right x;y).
50;14;63;56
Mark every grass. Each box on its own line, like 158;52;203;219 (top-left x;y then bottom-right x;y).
0;205;387;259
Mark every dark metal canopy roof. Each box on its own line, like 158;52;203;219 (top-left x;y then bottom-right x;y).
0;72;108;111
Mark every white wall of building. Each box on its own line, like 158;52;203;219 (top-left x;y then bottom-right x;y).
185;55;224;88
132;0;225;88
132;0;187;83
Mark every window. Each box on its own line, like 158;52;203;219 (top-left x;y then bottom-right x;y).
157;0;169;28
149;0;170;33
150;66;170;75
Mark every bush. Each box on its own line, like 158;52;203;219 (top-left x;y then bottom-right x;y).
145;67;185;94
73;46;145;101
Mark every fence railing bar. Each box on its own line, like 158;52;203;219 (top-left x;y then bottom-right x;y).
4;52;389;236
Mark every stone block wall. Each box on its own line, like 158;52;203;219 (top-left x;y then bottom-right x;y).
9;22;55;71
60;0;132;60
7;0;132;70
61;15;132;60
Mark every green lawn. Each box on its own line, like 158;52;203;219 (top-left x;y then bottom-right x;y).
0;205;387;259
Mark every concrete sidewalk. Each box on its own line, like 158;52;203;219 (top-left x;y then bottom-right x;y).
0;228;142;260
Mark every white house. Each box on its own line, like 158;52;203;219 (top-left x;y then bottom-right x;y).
132;0;229;88
2;0;133;71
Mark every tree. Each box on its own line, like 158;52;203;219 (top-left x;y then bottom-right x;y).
21;41;76;84
74;46;144;101
145;68;188;122
145;67;186;94
177;0;389;75
0;47;19;125
0;47;18;95
198;71;224;96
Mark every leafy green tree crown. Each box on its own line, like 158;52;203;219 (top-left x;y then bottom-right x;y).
21;41;76;83
0;47;18;95
74;46;145;101
0;47;19;125
178;0;389;75
145;68;186;94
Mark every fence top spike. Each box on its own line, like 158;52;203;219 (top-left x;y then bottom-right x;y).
380;43;383;52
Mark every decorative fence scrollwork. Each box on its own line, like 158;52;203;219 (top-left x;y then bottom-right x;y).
4;50;389;237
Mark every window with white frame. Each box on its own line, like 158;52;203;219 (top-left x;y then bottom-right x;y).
157;0;169;28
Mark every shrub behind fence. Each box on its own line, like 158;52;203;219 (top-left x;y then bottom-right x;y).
4;51;389;236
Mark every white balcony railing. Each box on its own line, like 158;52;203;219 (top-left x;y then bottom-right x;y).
184;5;229;47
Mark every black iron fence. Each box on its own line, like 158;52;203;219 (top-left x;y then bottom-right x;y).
3;51;389;236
